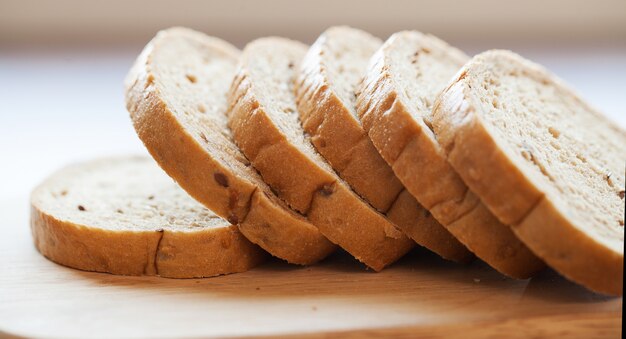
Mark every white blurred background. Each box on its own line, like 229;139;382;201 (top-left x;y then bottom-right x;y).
1;0;625;200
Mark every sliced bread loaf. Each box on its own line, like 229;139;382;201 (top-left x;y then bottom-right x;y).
30;156;267;278
125;28;336;265
227;37;414;271
432;50;625;295
295;26;471;263
356;31;544;278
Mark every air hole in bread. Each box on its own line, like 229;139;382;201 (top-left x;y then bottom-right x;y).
198;103;206;113
116;209;124;214
60;190;68;196
410;51;420;64
77;205;86;211
185;74;197;83
199;132;208;143
148;195;155;200
422;97;432;109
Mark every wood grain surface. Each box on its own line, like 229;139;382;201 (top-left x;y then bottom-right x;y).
0;197;622;338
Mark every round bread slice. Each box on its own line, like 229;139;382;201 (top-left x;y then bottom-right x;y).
432;50;625;295
356;31;544;278
295;26;472;263
227;37;414;271
31;156;267;278
125;28;336;265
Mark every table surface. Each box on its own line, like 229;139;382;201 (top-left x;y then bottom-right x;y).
0;47;624;338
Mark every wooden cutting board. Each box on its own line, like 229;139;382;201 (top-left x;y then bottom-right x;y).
0;197;621;338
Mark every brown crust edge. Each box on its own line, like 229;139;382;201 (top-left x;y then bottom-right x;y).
356;46;544;278
295;34;472;263
30;201;266;278
295;37;404;212
432;52;624;296
124;29;335;265
227;43;414;271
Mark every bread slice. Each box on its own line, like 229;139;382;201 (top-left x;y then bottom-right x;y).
227;37;414;271
295;26;472;263
356;31;544;278
125;28;335;265
30;156;267;278
432;50;625;295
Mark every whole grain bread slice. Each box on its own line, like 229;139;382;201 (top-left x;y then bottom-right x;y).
433;50;625;295
31;156;267;278
125;28;335;265
295;26;472;263
356;31;544;278
228;37;414;271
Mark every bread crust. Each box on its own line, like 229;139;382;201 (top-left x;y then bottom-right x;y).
295;27;472;263
432;50;624;295
228;38;414;271
31;207;267;278
125;28;335;265
356;33;544;278
30;158;267;278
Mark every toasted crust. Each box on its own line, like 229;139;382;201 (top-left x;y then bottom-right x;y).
432;50;624;295
228;37;414;271
356;32;544;278
295;27;472;263
125;28;335;265
30;157;267;278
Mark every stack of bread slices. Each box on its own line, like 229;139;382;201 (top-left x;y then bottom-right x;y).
31;27;625;296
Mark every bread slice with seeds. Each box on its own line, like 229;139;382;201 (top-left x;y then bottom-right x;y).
433;50;625;295
125;28;335;265
228;37;414;271
356;31;544;278
31;156;267;278
295;26;471;263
